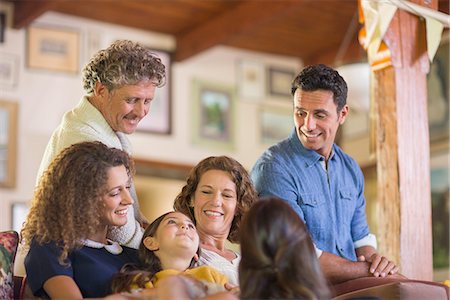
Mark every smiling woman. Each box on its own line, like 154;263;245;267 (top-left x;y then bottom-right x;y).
173;156;258;286
21;141;141;299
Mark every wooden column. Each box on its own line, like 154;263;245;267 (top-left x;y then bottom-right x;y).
372;1;433;280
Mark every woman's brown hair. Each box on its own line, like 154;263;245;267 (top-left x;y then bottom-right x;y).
239;197;330;300
21;141;134;264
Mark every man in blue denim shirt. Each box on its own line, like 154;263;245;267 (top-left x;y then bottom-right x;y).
251;64;399;283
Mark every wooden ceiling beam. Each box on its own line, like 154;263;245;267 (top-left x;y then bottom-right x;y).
174;0;305;62
304;40;367;67
11;0;58;29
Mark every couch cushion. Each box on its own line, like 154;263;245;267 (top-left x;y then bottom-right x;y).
0;231;19;300
331;276;450;300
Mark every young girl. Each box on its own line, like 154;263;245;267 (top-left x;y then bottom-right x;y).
111;211;230;298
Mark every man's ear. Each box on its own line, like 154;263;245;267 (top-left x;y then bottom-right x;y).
143;236;159;251
93;81;108;97
339;104;349;125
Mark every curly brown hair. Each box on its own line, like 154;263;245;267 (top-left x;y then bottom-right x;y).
82;40;166;93
173;156;257;243
21;141;134;265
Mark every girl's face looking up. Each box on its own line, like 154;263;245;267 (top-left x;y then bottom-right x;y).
144;212;199;259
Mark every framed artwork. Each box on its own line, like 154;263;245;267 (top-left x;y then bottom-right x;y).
0;100;18;188
27;26;79;73
430;152;449;271
259;106;293;145
267;67;295;98
0;53;18;88
11;202;29;233
427;37;449;144
237;60;265;100
136;50;172;135
191;79;235;150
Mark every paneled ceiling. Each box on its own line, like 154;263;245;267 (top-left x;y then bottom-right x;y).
7;0;450;65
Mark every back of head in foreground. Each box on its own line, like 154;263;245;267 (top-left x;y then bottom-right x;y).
21;141;134;264
239;197;331;300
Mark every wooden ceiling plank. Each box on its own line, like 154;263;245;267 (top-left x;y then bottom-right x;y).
11;0;58;29
174;0;307;61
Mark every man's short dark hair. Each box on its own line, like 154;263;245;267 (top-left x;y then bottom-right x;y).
291;64;348;112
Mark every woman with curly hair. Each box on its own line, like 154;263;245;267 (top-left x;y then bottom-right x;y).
173;156;257;286
22;141;140;299
239;197;330;300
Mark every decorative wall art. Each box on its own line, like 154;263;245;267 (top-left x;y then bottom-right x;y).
0;100;18;188
0;53;18;88
136;50;172;134
11;202;29;233
259;106;293;145
27;26;79;73
427;37;449;146
237;60;265;100
267;67;296;98
191;79;235;150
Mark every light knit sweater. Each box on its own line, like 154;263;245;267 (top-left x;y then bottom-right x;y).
36;96;143;248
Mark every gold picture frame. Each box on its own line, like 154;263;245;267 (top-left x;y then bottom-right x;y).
27;26;79;73
0;100;18;188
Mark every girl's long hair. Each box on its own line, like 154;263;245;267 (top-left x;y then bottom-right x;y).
239;197;330;300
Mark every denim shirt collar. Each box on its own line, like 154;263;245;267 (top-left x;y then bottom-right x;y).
287;128;336;168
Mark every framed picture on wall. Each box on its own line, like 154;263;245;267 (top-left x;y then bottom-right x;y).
27;25;79;73
259;106;293;145
11;202;29;233
191;79;235;150
427;37;449;145
136;49;172;135
237;59;265;100
267;67;295;98
0;53;18;88
0;100;18;188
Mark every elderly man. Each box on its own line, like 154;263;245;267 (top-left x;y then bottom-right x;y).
37;40;166;248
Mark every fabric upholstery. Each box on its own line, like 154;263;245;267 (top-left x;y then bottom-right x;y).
331;276;450;300
0;231;19;300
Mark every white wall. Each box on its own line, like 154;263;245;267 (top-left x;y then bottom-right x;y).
0;7;302;231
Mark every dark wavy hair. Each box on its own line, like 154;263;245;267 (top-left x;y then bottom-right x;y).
173;156;257;243
82;39;166;93
291;64;348;112
111;211;201;293
239;197;330;300
21;141;134;265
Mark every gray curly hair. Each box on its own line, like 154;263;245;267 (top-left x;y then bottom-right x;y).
82;40;166;93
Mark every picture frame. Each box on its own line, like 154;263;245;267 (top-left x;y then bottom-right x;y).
0;52;18;88
427;36;449;144
430;152;449;272
267;67;295;98
27;25;80;73
259;106;293;145
136;49;172;135
0;100;18;188
191;79;235;150
237;60;265;100
11;202;29;233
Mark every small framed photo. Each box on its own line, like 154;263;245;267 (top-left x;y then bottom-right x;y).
0;53;18;88
0;100;18;188
191;79;235;150
259;106;293;145
267;67;295;98
237;60;265;100
11;202;30;233
136;49;172;135
27;25;80;73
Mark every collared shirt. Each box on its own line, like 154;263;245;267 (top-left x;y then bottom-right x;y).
251;129;375;261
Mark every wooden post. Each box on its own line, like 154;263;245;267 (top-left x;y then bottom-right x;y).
371;1;434;280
